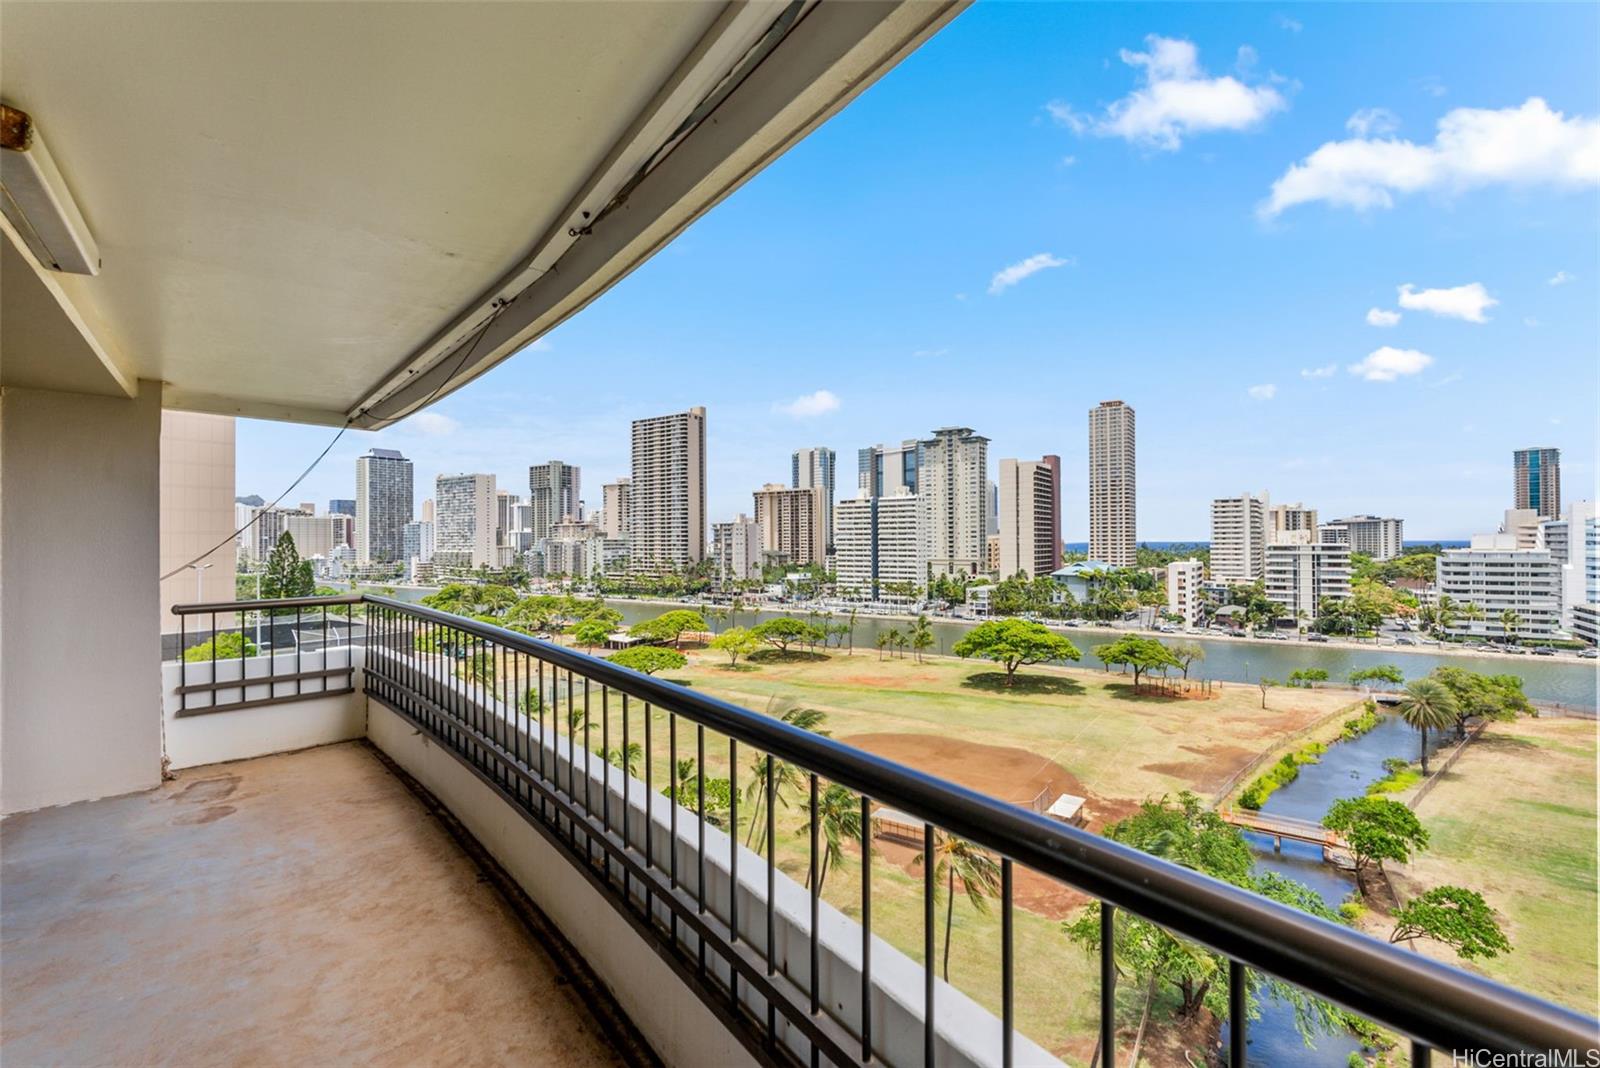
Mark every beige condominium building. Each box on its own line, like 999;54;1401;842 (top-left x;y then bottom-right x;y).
1088;400;1136;567
1211;493;1268;584
1267;502;1318;544
434;473;497;570
921;426;988;577
1265;535;1352;622
712;514;762;584
752;483;825;567
997;456;1060;578
600;477;631;540
629;406;706;573
528;460;581;543
835;491;927;601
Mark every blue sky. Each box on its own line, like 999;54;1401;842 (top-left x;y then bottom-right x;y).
239;2;1598;540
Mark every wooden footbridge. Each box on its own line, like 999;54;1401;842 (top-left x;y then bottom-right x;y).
1218;808;1347;854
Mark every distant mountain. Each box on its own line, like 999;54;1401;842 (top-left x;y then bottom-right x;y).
235;494;265;507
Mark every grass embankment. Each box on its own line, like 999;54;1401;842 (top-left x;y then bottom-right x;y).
1387;717;1598;1014
534;647;1353;1063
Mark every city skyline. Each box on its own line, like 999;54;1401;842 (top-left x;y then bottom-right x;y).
236;3;1596;539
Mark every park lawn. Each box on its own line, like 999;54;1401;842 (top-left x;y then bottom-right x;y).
1390;716;1599;1014
668;647;1355;813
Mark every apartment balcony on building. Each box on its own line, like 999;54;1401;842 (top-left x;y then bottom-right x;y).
2;4;1597;1068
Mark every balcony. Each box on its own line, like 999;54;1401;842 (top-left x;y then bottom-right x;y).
7;594;1592;1067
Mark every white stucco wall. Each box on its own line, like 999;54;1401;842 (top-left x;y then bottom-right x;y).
1;384;164;813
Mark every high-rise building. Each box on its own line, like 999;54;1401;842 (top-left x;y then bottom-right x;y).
282;512;347;561
528;461;581;544
629;407;706;572
792;447;837;552
421;498;434;524
601;478;631;540
1267;502;1319;545
997;457;1058;579
1265;535;1352;622
402;520;435;566
355;448;413;566
835;492;927;600
753;483;826;567
1574;516;1599;645
920;426;988;577
1318;515;1404;560
1499;508;1542;550
858;440;922;497
1514;447;1561;519
327;499;356;517
252;504;311;560
1436;534;1562;641
543;518;608;580
1211;493;1268;584
1165;559;1204;628
712;515;762;584
1539;500;1597;631
1088;400;1136;567
495;490;521;548
434;473;496;570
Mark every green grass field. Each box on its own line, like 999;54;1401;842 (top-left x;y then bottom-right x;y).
1391;716;1599;1015
523;645;1355;1063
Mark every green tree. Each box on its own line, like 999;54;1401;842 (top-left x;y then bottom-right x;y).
1063;793;1342;1039
1349;665;1404;691
571;616;613;653
1094;635;1183;691
261;530;315;601
1287;668;1330;689
630;609;707;649
751;617;822;653
952;619;1081;685
709;626;759;666
1426;667;1532;738
911;614;935;663
916;830;1002;980
1395;678;1459;774
1258;677;1279;709
1171;642;1205;680
606;646;687;676
602;742;642;776
1323;797;1429;894
797;784;862;893
184;631;258;661
1497;608;1522;645
1389;886;1511;961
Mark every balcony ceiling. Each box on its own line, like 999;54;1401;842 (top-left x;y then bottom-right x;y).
0;0;961;427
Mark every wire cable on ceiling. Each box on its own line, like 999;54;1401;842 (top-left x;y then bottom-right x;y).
159;309;503;586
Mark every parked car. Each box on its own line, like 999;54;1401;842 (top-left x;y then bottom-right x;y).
1395;636;1417;646
1579;647;1598;659
1533;646;1556;656
1307;633;1330;643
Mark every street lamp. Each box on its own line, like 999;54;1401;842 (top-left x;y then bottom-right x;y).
188;562;213;603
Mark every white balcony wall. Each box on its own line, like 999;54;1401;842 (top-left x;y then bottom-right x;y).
1;385;163;813
162;647;367;769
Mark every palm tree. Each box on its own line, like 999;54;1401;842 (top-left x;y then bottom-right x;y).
797;783;863;892
1498;608;1522;646
846;608;859;656
1433;595;1457;638
1395;678;1459;775
743;704;828;850
875;632;890;662
916;831;1002;980
602;742;642;776
885;627;903;659
911;615;934;663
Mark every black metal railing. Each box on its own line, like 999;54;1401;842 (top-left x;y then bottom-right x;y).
194;594;1599;1066
171;596;363;715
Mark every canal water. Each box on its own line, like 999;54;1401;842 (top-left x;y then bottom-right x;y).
1222;715;1452;1065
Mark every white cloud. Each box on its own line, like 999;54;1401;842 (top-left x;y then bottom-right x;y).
1418;77;1448;99
1366;307;1402;327
1235;45;1259;74
1274;14;1303;33
1548;270;1574;286
1397;282;1497;323
1060;154;1078;167
1260;97;1600;217
407;411;459;437
1300;364;1337;379
775;389;840;419
988;252;1071;294
1247;383;1277;400
1348;346;1434;382
1346;107;1399;137
1048;35;1286;151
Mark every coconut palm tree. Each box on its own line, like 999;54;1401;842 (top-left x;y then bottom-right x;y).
797;783;863;892
743;703;828;850
1498;608;1522;646
916;831;1002;980
1395;678;1459;775
1432;595;1457;638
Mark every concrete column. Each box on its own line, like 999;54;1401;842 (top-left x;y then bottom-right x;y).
2;384;164;813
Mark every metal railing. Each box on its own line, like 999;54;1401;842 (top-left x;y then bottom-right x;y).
184;594;1599;1065
171;595;363;715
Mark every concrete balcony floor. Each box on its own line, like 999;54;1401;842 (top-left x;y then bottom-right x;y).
1;742;645;1067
